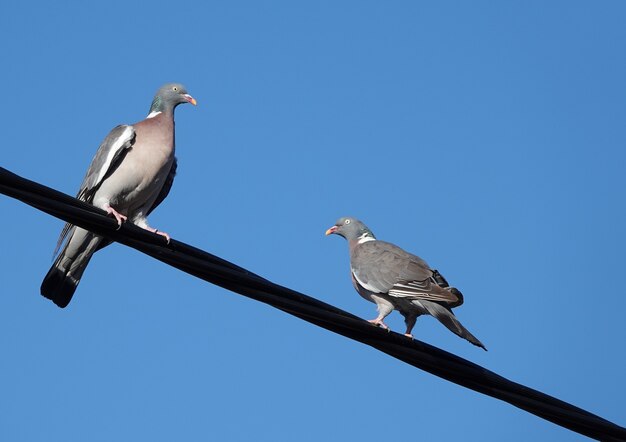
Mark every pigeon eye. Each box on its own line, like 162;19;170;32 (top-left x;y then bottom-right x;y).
345;219;351;224
173;86;178;91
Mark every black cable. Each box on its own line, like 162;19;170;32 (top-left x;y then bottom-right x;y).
1;166;624;442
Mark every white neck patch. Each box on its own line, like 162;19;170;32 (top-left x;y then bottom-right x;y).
357;234;376;244
146;111;162;119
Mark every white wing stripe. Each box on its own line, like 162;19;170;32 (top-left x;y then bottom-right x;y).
93;125;134;186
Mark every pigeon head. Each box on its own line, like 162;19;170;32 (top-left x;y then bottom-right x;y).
149;83;197;114
325;217;376;242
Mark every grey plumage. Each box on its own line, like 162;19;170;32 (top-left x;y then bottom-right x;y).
41;83;196;308
326;216;486;350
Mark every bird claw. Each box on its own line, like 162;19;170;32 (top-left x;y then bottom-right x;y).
155;230;171;244
146;227;170;244
105;206;127;229
404;333;414;340
368;318;389;330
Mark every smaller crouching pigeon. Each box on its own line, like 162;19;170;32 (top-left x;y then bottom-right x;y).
41;83;197;308
326;217;486;350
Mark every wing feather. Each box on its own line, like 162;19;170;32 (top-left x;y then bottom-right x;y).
351;240;461;306
351;240;432;293
76;125;135;202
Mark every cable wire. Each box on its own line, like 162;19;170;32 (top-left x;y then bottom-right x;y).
1;166;624;442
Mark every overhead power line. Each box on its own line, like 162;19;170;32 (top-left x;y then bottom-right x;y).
0;166;624;442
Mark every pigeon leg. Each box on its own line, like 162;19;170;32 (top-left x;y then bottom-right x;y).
104;205;127;229
403;313;418;339
368;298;393;331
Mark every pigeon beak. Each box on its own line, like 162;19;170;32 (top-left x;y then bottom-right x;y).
325;226;338;236
184;94;197;106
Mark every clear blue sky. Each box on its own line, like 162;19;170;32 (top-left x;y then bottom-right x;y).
1;2;624;441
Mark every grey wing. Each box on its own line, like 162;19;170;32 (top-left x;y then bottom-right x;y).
76;125;136;202
147;157;177;216
353;241;460;305
351;241;432;293
53;125;135;257
388;251;461;304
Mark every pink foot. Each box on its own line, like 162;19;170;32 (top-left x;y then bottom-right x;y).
368;318;389;330
145;227;171;244
404;333;414;340
105;205;127;229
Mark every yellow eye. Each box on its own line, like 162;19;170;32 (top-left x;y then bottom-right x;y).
345;219;351;224
173;86;178;91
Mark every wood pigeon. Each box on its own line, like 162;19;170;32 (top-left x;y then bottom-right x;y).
41;83;197;308
326;217;486;350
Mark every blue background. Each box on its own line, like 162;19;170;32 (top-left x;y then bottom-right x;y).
1;2;624;441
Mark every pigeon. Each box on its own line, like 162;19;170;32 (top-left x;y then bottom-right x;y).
326;217;486;350
41;83;197;308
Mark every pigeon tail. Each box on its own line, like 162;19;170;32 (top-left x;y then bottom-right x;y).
41;230;101;308
41;264;79;308
421;301;487;350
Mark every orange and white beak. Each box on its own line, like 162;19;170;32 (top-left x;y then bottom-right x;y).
184;94;197;106
325;226;338;236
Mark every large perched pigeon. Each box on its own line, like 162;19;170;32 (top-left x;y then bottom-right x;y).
41;83;197;308
326;217;486;350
